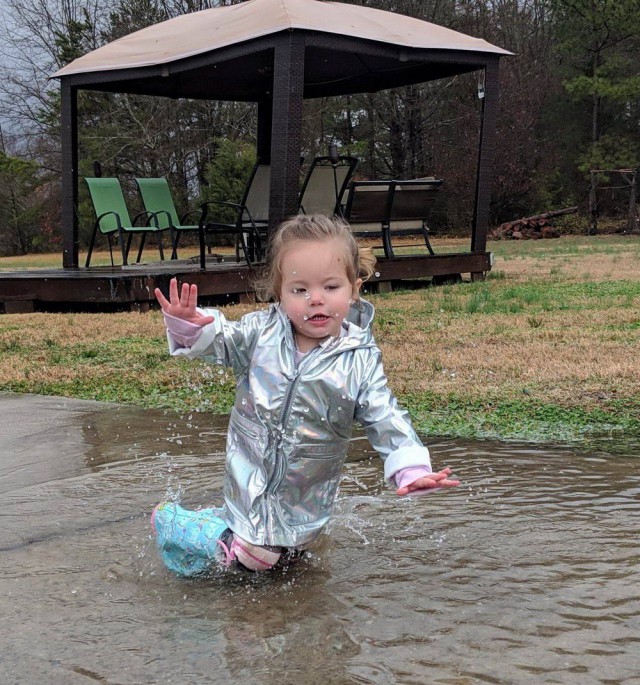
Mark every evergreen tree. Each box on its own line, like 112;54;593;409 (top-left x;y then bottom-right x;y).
552;0;640;172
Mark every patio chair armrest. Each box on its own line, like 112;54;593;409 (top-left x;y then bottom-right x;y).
180;208;203;224
96;211;123;230
133;210;170;228
200;200;242;211
199;200;243;224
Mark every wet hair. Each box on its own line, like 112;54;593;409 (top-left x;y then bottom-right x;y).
254;214;377;302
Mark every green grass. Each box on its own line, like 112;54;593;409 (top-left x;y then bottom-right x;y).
489;233;640;260
14;357;237;414
402;393;640;443
418;279;640;317
1;235;639;444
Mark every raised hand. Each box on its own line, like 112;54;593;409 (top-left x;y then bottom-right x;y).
396;466;460;496
154;277;215;326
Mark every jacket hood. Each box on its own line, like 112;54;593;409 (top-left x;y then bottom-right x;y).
274;297;376;355
347;297;375;330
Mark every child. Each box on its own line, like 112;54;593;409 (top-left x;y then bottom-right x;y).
152;214;458;576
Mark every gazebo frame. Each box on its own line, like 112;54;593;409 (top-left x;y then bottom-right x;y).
58;13;504;272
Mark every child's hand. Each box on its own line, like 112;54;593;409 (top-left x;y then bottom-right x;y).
154;278;215;326
396;467;460;496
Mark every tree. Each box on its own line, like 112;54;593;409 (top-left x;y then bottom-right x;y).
8;0;638;251
0;147;54;254
0;0;106;151
552;0;640;171
0;0;256;251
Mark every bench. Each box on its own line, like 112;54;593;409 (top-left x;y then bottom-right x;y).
342;178;443;258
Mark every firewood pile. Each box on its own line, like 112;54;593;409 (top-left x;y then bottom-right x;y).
490;206;578;240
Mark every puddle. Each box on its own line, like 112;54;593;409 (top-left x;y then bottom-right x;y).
1;393;639;684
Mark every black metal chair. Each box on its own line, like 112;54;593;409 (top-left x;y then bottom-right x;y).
199;162;270;266
298;155;358;216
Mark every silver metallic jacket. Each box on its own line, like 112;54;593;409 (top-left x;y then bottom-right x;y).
168;299;431;547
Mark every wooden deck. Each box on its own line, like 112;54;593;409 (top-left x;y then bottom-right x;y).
0;251;492;313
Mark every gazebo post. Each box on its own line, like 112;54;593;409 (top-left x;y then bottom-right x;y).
61;80;79;268
257;99;272;163
267;33;305;233
471;58;500;261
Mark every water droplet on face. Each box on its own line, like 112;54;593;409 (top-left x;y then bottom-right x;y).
292;271;297;275
305;293;311;300
303;315;309;321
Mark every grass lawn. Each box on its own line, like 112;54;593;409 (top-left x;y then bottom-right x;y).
0;244;227;270
1;234;639;443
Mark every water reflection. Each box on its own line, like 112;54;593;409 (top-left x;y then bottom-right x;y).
1;394;639;684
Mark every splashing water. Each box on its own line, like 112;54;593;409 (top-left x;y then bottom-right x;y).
3;397;640;685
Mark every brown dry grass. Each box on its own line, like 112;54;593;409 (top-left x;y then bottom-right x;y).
367;235;640;410
492;243;640;282
1;235;638;423
376;302;638;407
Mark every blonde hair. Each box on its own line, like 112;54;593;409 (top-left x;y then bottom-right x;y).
255;214;377;302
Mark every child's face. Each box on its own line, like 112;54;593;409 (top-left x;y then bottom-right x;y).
279;238;362;352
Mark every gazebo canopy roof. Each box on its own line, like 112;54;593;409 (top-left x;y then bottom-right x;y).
53;0;510;100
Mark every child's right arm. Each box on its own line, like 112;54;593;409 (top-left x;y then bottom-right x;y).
154;277;263;374
162;311;205;348
154;278;215;327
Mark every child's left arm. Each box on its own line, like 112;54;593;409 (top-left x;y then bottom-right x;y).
395;466;459;496
354;352;459;495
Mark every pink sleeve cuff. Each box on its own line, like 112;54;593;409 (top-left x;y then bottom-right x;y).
394;465;432;489
163;311;205;348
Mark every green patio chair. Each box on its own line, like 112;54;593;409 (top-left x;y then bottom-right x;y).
135;177;202;260
85;177;168;267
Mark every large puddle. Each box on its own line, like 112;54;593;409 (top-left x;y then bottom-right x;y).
1;393;639;684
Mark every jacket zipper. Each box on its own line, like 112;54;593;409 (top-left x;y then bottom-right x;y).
264;327;323;541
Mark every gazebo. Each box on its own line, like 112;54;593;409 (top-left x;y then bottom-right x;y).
53;0;511;271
